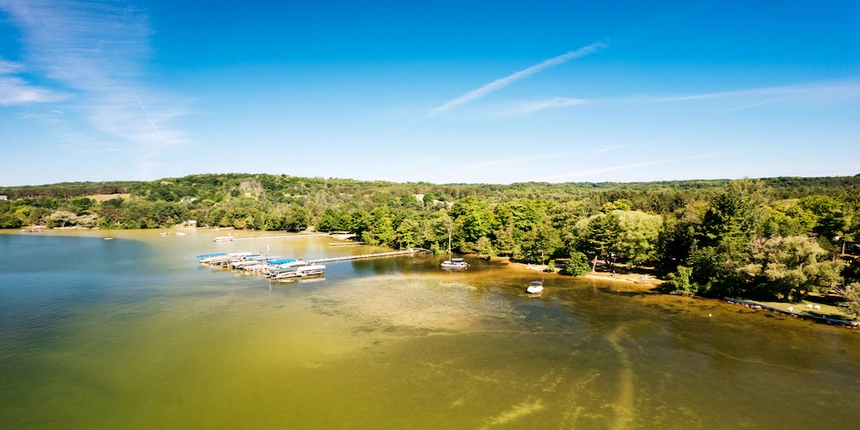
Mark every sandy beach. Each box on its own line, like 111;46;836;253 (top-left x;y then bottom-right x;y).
507;260;665;288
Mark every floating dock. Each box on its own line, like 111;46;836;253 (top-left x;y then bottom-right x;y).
196;248;430;286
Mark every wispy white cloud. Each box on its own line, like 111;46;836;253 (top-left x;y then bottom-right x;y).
0;59;22;74
462;152;568;169
503;97;590;114
544;148;769;181
0;57;66;104
1;1;152;91
506;81;860;115
0;75;65;104
708;97;785;115
423;42;607;119
545;153;725;181
591;144;627;153
547;159;675;180
649;83;860;102
0;0;191;178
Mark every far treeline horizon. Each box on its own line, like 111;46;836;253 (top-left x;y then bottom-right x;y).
3;172;860;312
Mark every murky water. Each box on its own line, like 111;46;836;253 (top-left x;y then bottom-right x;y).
1;230;859;429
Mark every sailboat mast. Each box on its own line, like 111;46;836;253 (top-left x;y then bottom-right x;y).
448;227;452;255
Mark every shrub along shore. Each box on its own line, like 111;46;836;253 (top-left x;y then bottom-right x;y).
2;173;859;317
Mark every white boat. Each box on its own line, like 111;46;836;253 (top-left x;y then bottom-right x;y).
440;258;469;270
229;260;266;269
526;281;544;295
270;263;326;281
265;259;310;276
214;236;234;242
201;255;232;265
439;227;468;270
298;264;325;276
197;253;226;263
176;232;187;236
269;267;300;280
200;252;261;266
160;232;169;236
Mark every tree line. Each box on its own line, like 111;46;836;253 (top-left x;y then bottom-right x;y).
2;173;859;309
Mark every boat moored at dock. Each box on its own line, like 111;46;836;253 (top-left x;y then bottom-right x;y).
200;252;264;266
268;263;326;282
194;248;426;285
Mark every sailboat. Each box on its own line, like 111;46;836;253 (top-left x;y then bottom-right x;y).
440;227;469;270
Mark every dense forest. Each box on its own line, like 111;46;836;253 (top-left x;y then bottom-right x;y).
3;173;860;308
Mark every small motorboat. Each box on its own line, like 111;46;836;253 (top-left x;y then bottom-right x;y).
441;257;469;270
269;263;326;281
526;281;544;295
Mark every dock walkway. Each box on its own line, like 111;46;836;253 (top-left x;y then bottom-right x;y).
309;248;429;264
229;233;329;241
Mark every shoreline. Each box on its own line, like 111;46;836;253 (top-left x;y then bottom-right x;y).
510;260;664;288
724;297;859;328
508;260;858;327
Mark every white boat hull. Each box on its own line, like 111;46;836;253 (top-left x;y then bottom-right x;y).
526;281;543;295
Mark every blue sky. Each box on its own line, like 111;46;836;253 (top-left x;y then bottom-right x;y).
1;0;858;186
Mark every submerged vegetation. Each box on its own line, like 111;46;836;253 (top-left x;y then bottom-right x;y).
3;173;860;303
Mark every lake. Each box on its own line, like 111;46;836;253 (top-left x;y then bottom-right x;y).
1;230;859;429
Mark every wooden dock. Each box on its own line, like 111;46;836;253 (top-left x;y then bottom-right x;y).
309;248;429;264
229;233;329;241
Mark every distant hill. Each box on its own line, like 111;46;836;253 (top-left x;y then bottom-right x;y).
3;173;859;201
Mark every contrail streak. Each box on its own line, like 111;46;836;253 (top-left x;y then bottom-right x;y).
709;98;784;115
423;42;607;119
135;94;167;144
544;149;763;181
462;152;571;168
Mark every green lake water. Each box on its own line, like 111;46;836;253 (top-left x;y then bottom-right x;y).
1;230;859;429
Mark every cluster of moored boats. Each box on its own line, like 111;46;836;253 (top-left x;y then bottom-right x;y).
197;252;325;282
195;250;546;295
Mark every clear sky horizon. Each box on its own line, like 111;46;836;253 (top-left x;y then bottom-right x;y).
1;0;858;186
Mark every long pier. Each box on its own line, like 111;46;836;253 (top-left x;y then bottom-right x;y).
309;248;429;264
229;233;329;241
